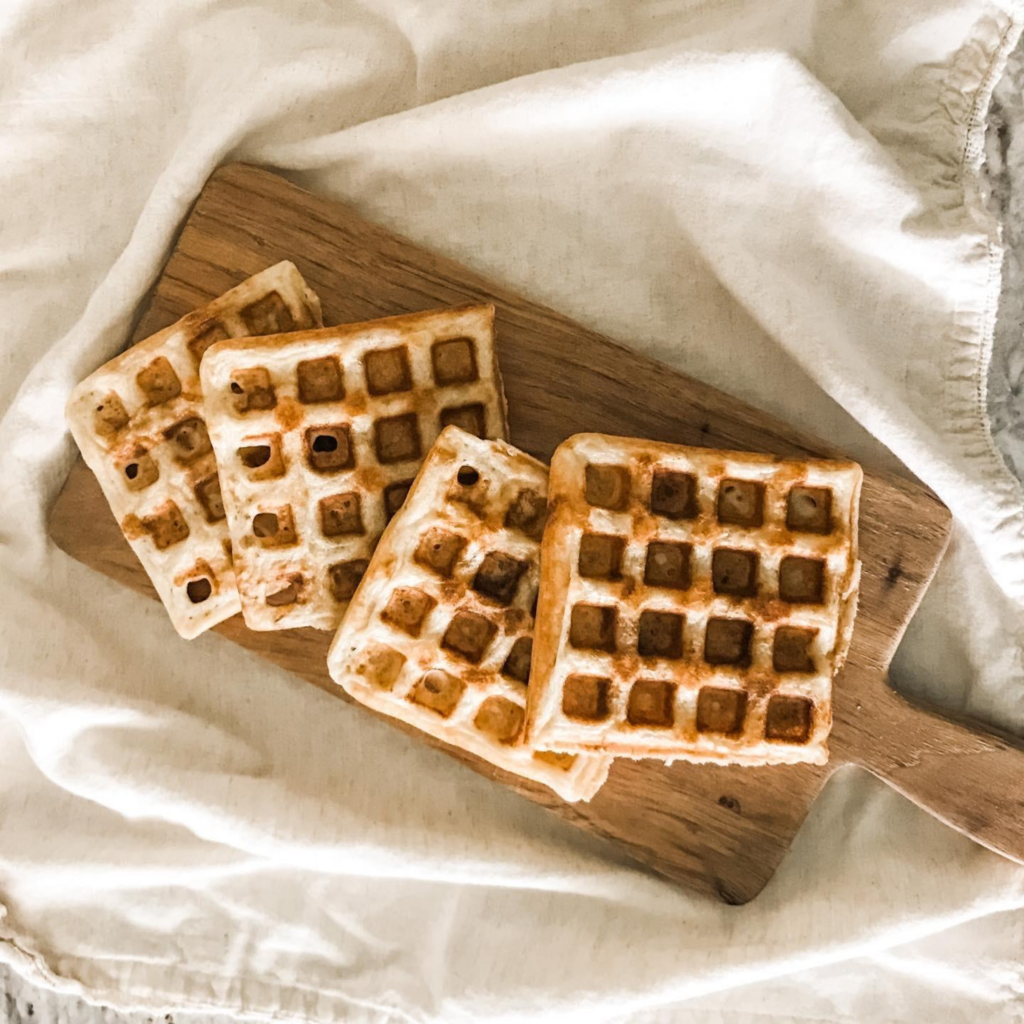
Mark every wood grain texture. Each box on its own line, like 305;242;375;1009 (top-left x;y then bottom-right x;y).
49;163;1024;903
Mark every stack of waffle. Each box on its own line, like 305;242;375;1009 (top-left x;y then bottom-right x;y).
68;264;863;801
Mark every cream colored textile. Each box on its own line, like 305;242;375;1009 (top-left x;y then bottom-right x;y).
1;1;1022;1021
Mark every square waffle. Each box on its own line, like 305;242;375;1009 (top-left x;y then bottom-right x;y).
65;262;323;639
327;426;611;802
200;304;508;631
525;433;862;765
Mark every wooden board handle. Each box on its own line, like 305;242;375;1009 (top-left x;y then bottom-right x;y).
841;681;1024;864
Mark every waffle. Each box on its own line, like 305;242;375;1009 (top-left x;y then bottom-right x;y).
525;433;862;766
200;304;508;631
326;427;611;802
66;262;323;639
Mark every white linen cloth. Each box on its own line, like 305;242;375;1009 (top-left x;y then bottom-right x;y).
1;0;1023;1020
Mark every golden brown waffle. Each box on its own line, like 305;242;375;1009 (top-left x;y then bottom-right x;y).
526;433;862;765
65;262;322;639
200;305;508;631
327;427;611;802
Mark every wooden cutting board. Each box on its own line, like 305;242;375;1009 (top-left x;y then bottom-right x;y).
49;163;1024;903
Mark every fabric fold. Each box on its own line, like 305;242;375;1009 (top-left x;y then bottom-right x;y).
1;0;1022;1021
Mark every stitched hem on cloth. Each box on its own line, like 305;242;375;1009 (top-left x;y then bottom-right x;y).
3;897;1021;1024
943;2;1024;598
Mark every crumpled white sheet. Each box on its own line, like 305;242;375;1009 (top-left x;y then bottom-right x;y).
1;1;1023;1021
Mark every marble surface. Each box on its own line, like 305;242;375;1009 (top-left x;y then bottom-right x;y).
3;33;1024;1024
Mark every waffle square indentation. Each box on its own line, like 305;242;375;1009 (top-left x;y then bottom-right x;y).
649;469;698;520
704;617;753;666
765;694;813;742
381;587;436;637
237;433;286;480
140;500;190;550
578;533;625;580
328;559;369;602
117;448;159;492
505;488;547;539
786;486;832;534
251;506;297;547
562;675;611;721
136;357;181;406
409;670;465;717
643;541;692;590
474;696;525;744
266;573;303;607
779;556;825;604
637;610;684;659
501;637;533;683
442;610;497;664
472;552;527;605
584;464;631;510
230;367;276;412
93;393;129;436
242;291;292;335
186;577;213;604
374;413;421;464
297;356;344;404
364;347;412;395
696;687;747;735
352;643;406;690
193;473;225;523
717;479;764;527
711;548;759;598
569;604;617;652
431;337;478;385
414;528;466;578
187;322;228;368
627;679;675;727
773;626;817;672
440;403;486;437
319;493;365;537
304;424;354;473
383;480;413;522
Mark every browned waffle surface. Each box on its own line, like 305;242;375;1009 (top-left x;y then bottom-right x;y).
527;433;863;764
64;261;322;638
200;305;508;631
328;427;611;801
